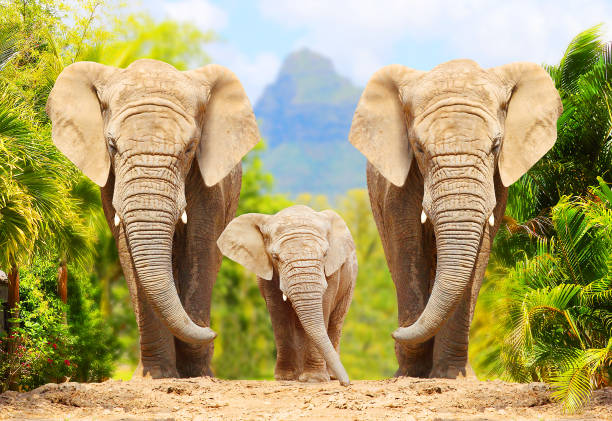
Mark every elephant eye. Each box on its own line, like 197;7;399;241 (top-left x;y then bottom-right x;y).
491;136;502;155
107;137;117;154
185;141;197;155
415;143;425;154
271;252;279;261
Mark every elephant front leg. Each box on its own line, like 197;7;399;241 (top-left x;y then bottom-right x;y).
134;297;179;378
173;166;240;377
259;278;301;380
299;339;330;383
367;163;435;377
296;297;332;383
117;229;178;379
100;182;178;378
431;184;505;379
430;243;488;378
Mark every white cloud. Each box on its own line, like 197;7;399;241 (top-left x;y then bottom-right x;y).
206;43;281;103
162;0;228;31
259;0;612;85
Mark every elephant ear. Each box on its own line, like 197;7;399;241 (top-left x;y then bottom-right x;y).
491;62;562;187
320;210;355;276
46;62;117;186
217;213;273;280
349;64;424;187
185;65;260;187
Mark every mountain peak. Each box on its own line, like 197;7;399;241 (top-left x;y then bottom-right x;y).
280;48;337;79
257;48;361;107
254;49;365;197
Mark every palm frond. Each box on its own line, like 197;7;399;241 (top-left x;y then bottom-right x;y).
557;25;605;94
550;338;612;413
0;23;19;70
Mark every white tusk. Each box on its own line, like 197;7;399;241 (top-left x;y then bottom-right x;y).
421;210;427;224
282;294;287;302
181;210;187;224
114;213;120;227
488;213;495;227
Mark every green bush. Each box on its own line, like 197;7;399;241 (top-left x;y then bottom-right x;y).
0;253;118;391
1;279;73;392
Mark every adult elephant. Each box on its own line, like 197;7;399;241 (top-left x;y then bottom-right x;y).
349;60;561;378
46;59;259;378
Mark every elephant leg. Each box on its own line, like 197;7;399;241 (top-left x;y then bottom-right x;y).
327;292;351;353
259;276;301;380
367;162;435;377
173;164;241;377
300;338;330;383
100;178;177;378
326;276;353;379
431;174;508;378
299;300;331;383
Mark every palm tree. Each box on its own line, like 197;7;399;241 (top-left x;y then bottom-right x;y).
494;178;612;412
529;25;611;212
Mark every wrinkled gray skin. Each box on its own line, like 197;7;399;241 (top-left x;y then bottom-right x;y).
350;60;561;378
217;206;357;386
46;59;259;378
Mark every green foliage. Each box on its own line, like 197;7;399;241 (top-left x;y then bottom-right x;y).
474;180;612;412
524;25;612;212
0;253;119;391
0;289;72;392
471;26;612;412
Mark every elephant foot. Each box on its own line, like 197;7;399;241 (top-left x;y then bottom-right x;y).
299;370;331;383
133;361;179;379
275;368;299;381
429;362;475;379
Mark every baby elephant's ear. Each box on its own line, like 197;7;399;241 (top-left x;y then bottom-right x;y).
217;213;273;280
320;210;355;276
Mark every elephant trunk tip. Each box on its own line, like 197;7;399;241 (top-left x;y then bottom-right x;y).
338;373;350;387
391;322;433;345
176;325;217;345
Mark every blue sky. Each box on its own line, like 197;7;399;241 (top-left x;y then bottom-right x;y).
144;0;612;103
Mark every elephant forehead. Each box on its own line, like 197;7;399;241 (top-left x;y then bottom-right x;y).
413;66;504;114
265;216;328;239
104;70;202;114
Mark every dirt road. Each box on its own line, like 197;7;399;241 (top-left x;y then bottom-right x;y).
0;377;610;420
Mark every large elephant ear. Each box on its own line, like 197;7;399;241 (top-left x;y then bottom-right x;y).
185;65;260;187
217;213;273;280
320;210;355;276
349;64;423;187
491;62;562;187
46;62;117;186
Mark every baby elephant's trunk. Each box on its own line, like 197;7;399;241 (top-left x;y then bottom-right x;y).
287;285;349;386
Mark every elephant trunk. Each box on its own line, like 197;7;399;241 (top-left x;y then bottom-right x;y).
287;282;349;386
122;192;216;345
393;191;486;345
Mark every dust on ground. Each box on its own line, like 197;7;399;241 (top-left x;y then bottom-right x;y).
0;377;610;420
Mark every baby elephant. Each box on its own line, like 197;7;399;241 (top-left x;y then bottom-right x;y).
217;205;357;386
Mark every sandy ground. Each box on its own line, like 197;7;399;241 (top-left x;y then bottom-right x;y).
0;377;610;421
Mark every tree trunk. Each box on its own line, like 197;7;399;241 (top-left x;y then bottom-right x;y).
7;263;19;353
57;261;68;323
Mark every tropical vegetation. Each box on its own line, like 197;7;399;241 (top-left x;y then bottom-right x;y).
471;25;612;411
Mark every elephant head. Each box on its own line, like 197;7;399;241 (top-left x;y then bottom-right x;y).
216;205;354;386
349;60;561;344
46;59;259;344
